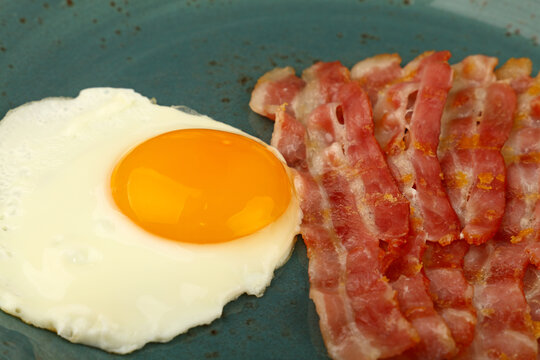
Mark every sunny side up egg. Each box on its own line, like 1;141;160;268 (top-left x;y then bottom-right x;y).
0;88;301;354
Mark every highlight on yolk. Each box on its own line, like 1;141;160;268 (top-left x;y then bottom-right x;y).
110;129;292;244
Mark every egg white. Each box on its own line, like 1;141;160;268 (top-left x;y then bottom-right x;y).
0;88;301;354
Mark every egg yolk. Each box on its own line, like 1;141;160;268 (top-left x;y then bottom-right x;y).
110;129;292;244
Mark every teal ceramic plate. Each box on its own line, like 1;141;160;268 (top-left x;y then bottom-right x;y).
1;0;539;359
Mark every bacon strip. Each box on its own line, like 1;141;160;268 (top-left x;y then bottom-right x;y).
249;67;305;120
261;61;410;259
331;82;410;264
351;54;403;106
271;108;417;359
462;242;536;359
423;55;517;355
497;59;540;252
257;62;418;358
524;266;540;334
370;51;459;358
293;61;350;123
459;58;540;359
439;55;516;245
251;52;540;359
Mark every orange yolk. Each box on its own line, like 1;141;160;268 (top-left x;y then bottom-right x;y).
110;129;292;244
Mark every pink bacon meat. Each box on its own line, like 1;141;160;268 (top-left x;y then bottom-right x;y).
274;108;418;359
305;103;417;359
351;53;403;106
250;51;540;359
439;55;516;245
462;242;536;359
249;67;305;120
497;58;540;258
422;241;475;354
331;81;411;266
252;63;417;358
459;58;540;359
255;61;410;250
425;55;516;355
366;51;461;358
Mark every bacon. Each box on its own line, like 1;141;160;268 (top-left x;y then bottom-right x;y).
351;54;403;105
420;55;518;355
330;82;410;259
295;62;410;256
252;51;540;359
271;109;308;171
372;52;460;245
422;241;476;354
271;107;418;359
386;234;456;359
523;266;540;338
459;58;540;359
461;242;537;359
439;55;516;245
370;51;459;358
307;105;418;359
257;60;410;251
249;67;305;120
293;61;350;123
497;59;540;250
266;62;418;358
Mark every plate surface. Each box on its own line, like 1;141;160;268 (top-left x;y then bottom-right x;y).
1;0;539;359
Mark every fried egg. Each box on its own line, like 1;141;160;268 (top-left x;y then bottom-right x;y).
0;88;301;354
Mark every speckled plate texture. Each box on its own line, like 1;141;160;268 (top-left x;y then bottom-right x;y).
1;0;539;359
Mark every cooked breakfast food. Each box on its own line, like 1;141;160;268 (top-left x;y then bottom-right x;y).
250;51;540;359
0;88;301;353
1;48;537;358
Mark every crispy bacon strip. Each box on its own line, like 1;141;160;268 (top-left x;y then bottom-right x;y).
272;108;417;359
459;58;540;359
371;51;459;358
439;55;516;245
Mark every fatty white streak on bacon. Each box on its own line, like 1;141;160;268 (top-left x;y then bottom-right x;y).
253;63;418;358
363;51;459;359
458;58;540;359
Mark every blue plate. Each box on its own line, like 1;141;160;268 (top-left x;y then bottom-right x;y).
1;1;539;359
